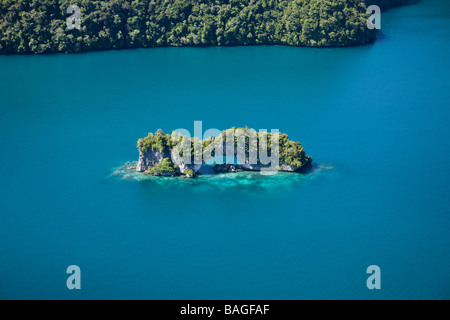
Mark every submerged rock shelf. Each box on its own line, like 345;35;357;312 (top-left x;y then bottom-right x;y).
111;161;334;193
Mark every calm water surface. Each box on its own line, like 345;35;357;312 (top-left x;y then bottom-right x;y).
0;0;449;299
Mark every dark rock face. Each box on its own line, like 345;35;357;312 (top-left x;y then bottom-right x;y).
138;149;312;175
213;158;313;174
177;163;202;174
136;147;171;172
136;129;313;176
213;164;245;173
137;146;313;175
137;151;312;177
151;171;178;177
136;147;200;175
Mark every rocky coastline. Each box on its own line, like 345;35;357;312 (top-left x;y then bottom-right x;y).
135;128;312;178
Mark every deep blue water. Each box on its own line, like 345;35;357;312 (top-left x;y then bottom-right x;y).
1;0;449;299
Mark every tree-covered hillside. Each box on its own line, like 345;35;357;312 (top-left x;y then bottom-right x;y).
0;0;401;54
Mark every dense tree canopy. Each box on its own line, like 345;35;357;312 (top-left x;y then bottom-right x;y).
0;0;404;54
138;127;312;168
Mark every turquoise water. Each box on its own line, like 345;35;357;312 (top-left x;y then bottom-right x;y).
1;0;449;299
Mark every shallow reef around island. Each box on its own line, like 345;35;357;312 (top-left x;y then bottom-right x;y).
111;161;335;193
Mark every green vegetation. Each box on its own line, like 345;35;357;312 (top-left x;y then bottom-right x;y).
214;127;312;167
146;157;179;175
183;168;195;177
138;127;312;169
0;0;386;54
137;129;181;152
278;132;311;168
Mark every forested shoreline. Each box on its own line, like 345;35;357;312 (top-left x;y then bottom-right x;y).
0;0;406;54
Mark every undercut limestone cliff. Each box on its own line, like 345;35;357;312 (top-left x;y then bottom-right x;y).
136;128;312;177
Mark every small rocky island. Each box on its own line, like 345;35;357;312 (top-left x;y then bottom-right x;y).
135;128;312;178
